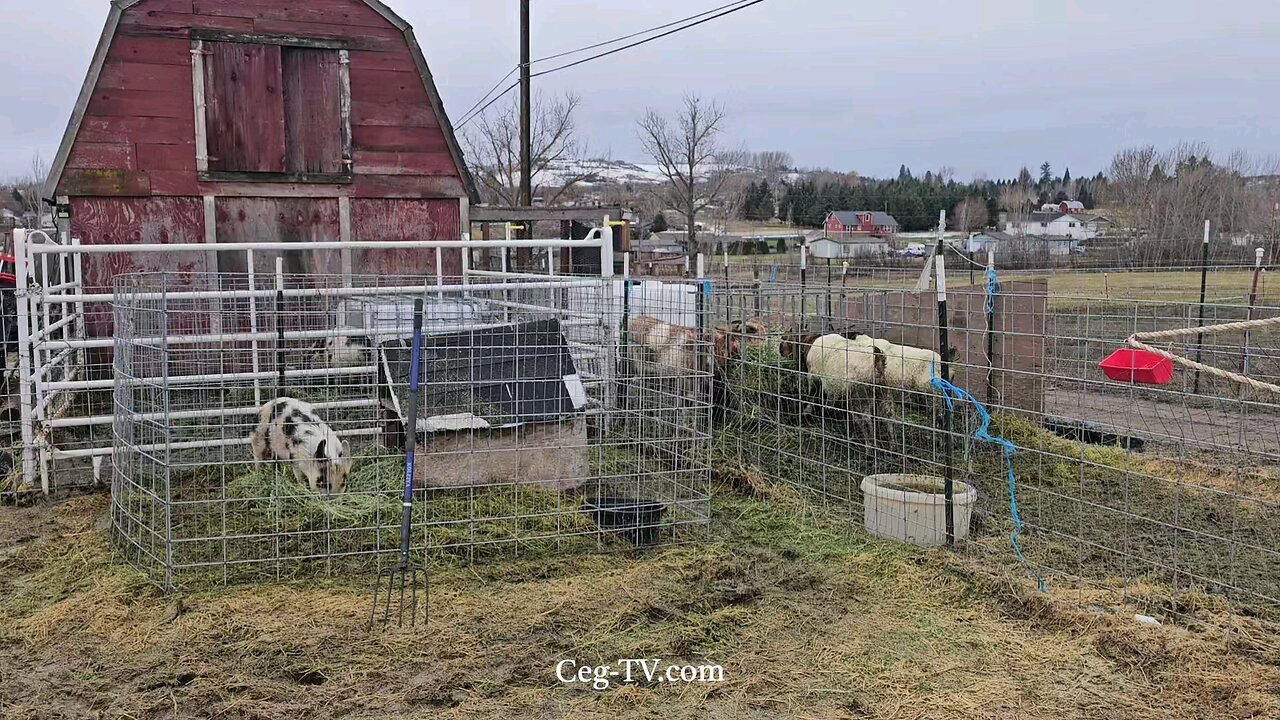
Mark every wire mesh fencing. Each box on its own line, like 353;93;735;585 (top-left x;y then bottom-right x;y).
111;272;712;589
709;279;1280;620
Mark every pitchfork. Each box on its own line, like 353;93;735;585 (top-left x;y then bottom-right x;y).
370;298;429;630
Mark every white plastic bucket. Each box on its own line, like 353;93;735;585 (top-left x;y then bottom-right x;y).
860;474;977;547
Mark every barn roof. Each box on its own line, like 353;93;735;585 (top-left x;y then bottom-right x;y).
829;210;900;228
44;0;479;203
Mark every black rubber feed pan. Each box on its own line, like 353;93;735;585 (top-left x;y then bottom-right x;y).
584;497;668;548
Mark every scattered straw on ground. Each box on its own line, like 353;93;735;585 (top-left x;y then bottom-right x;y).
2;486;1277;720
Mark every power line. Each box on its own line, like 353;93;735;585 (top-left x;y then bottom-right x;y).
456;81;520;129
531;0;767;79
456;66;519;126
532;0;757;66
455;0;768;128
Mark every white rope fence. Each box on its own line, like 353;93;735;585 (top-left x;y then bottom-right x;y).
1127;314;1280;395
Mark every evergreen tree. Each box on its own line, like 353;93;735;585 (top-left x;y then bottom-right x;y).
1039;162;1053;187
1078;185;1094;209
985;195;1000;223
1062;167;1072;185
756;180;774;220
650;211;668;234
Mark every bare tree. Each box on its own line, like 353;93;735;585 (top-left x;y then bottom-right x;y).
999;184;1033;233
750;150;794;179
1104;143;1280;264
636;95;730;253
462;92;603;207
4;154;49;224
951;196;989;232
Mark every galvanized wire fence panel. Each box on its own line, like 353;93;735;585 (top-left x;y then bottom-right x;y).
111;272;711;589
709;280;1280;620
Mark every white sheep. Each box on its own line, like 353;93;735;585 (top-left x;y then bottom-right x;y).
317;331;373;368
850;336;943;392
627;315;705;378
799;334;887;396
626;315;760;378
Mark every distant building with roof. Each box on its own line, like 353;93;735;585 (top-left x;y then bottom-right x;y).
810;235;892;259
1042;200;1086;214
970;230;1085;259
1007;211;1111;240
824;210;900;237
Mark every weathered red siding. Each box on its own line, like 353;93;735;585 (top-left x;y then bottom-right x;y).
352;199;461;279
70;196;211;336
58;0;465;197
51;0;472;339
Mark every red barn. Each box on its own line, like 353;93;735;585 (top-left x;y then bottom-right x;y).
823;211;900;237
43;0;479;333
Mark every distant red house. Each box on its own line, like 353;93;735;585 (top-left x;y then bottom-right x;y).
823;211;900;237
43;0;479;335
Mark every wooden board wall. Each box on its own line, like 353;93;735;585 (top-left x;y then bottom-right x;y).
837;280;1048;414
214;197;343;277
57;0;466;199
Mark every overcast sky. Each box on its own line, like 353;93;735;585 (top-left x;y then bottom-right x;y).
2;0;1279;182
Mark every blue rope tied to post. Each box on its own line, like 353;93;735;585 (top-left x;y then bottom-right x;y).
985;267;1001;316
930;364;1048;593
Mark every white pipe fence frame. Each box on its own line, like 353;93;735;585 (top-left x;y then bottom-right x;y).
10;227;622;495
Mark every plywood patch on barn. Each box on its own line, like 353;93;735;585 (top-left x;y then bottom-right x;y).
213;197;342;277
71;196;209;336
350;198;459;279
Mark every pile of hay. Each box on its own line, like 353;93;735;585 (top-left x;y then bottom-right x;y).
2;487;1277;719
152;446;683;589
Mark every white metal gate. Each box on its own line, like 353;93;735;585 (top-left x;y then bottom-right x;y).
7;228;622;495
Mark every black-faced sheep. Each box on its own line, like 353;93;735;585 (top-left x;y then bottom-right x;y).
250;397;351;493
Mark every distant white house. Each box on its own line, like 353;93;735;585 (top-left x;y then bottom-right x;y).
1006;211;1111;240
810;236;891;259
971;230;1083;258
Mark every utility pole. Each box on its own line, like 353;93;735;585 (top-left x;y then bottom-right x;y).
518;0;533;266
519;0;532;213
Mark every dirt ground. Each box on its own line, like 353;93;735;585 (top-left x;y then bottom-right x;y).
1046;388;1280;459
2;487;1278;720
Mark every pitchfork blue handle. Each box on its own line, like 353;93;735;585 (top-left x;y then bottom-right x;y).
398;299;425;563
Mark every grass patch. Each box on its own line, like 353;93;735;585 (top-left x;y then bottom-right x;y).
714;344;1280;611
